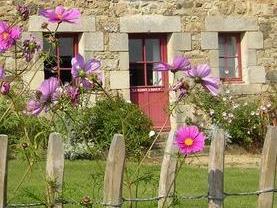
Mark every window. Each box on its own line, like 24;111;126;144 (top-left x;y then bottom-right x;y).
43;33;78;84
219;33;242;81
129;35;166;87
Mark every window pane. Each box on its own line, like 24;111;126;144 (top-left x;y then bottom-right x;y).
219;57;240;79
43;36;57;78
59;37;74;68
130;63;145;86
147;63;162;86
146;39;160;62
226;36;237;57
60;70;72;84
129;39;143;62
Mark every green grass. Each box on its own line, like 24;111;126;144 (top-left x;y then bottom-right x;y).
7;160;276;208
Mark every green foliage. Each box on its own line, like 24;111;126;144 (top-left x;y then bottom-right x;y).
65;95;153;159
193;90;270;148
0;97;51;158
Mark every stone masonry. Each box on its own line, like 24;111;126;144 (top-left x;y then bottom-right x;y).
0;0;276;126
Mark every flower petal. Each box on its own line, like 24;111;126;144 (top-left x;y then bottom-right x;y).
153;62;171;71
85;59;101;73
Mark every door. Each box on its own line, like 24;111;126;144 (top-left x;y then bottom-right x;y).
129;34;170;130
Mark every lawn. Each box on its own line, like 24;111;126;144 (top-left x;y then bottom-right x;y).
7;160;277;208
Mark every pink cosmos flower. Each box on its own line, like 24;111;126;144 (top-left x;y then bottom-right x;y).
40;6;81;24
0;21;21;53
71;54;102;90
175;125;206;155
186;64;219;96
154;56;191;73
26;77;60;115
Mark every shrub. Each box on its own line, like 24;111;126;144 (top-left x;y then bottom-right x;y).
193;90;273;149
64;95;153;159
0;97;52;158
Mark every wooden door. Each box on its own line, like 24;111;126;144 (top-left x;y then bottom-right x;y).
129;34;170;130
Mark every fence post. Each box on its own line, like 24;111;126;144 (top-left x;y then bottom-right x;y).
208;128;225;208
158;129;178;208
103;134;125;208
0;135;8;208
257;126;277;208
46;133;64;208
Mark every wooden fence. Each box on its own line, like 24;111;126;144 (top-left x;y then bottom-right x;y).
0;126;276;208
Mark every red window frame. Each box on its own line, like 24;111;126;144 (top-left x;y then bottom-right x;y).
218;33;242;82
128;34;168;89
43;33;79;83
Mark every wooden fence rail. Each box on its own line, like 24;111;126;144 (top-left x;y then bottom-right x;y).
0;126;276;208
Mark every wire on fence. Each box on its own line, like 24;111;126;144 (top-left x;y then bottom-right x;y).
6;188;277;207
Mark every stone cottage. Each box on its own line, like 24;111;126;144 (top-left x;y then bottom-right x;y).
0;0;276;129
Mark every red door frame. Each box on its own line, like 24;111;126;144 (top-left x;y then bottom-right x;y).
129;34;170;130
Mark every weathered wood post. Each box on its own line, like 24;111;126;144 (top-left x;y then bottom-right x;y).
103;134;125;207
46;133;64;208
208;128;225;208
0;135;8;208
158;129;178;208
257;126;277;208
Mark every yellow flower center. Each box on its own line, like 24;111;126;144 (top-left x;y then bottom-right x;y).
1;32;9;40
184;138;193;146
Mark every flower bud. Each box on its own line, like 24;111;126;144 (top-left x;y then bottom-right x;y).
16;5;30;21
0;82;10;95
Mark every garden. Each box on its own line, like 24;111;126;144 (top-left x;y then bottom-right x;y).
0;3;276;208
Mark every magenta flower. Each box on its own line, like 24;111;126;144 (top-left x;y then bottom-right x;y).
26;77;60;115
186;64;219;96
65;85;80;106
40;6;81;24
0;82;10;95
175;125;206;155
154;56;191;73
0;21;21;53
71;54;102;90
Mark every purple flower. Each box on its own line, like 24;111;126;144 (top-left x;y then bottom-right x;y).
26;100;43;116
186;64;219;96
71;54;102;90
40;6;81;24
26;77;60;115
23;36;41;62
154;56;191;73
175;125;206;155
0;21;21;53
16;5;30;21
0;82;10;95
65;85;80;106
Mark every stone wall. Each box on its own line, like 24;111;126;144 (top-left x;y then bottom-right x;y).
1;0;276;89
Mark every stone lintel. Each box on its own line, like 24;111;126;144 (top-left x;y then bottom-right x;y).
205;16;258;32
120;15;181;33
28;15;95;32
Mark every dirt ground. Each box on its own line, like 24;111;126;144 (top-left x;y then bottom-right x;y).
147;145;262;168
